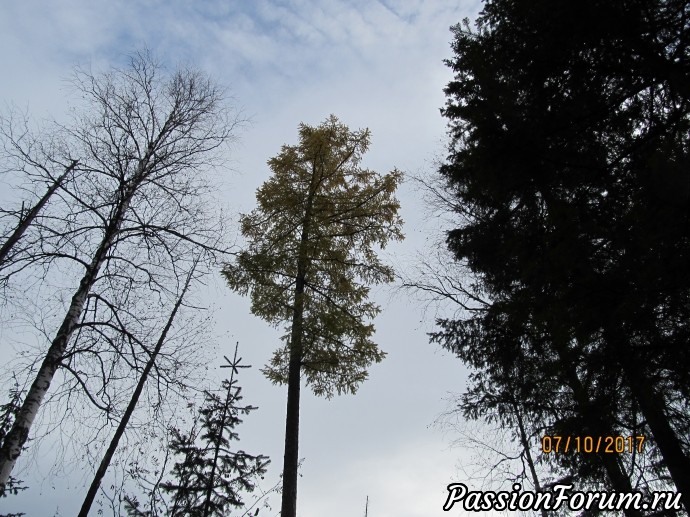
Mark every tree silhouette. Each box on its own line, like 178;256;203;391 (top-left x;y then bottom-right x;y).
223;115;403;517
0;50;239;492
124;344;268;517
435;0;690;511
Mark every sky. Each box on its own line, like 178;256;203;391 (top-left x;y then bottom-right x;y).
0;1;519;516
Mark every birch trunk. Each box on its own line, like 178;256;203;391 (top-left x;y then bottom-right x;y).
77;262;196;517
0;160;78;267
0;186;133;490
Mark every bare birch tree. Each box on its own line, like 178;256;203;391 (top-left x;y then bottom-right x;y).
0;110;80;296
0;50;240;493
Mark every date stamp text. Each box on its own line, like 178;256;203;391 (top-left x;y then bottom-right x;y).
541;435;645;454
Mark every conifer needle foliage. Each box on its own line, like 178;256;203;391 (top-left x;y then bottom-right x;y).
223;115;403;517
223;115;404;398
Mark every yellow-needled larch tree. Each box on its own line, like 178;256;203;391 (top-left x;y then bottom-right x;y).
222;115;403;517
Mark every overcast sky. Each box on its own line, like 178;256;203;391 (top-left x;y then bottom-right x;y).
0;1;515;516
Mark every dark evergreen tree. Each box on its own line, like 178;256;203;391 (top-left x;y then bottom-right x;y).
125;345;268;517
162;384;268;515
436;0;690;511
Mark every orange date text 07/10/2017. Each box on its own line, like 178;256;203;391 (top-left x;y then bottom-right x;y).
541;435;646;454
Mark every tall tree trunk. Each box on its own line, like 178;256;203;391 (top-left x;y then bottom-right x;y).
510;399;547;517
0;137;162;490
78;263;196;517
549;330;642;517
280;165;319;517
608;330;690;513
0;160;78;267
0;188;132;490
280;295;303;517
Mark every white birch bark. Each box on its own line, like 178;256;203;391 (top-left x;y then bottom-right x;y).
0;51;235;493
0;160;78;268
0;190;131;489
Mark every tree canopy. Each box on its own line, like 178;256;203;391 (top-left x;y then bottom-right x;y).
223;115;403;517
434;0;690;510
223;115;403;397
0;50;238;497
